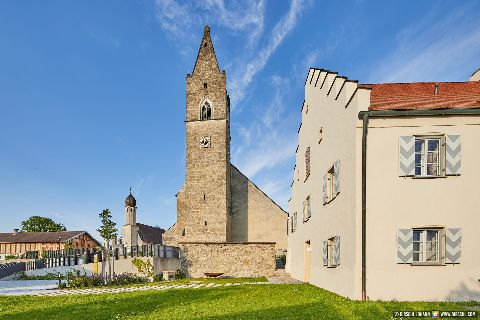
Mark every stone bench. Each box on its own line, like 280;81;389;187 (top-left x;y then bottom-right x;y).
162;270;176;281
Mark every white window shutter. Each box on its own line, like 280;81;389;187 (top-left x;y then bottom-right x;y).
333;160;340;196
322;240;328;266
445;228;462;264
397;229;413;263
322;175;328;204
333;236;340;266
399;136;415;176
446;135;461;175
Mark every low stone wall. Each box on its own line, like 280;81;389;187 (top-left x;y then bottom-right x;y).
179;242;276;278
25;257;180;277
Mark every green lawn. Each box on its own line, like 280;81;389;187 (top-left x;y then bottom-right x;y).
0;284;477;320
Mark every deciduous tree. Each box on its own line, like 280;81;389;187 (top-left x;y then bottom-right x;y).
20;216;66;232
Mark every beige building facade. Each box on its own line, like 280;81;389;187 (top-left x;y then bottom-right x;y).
287;67;480;301
163;26;287;277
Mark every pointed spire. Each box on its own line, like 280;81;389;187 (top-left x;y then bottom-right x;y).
191;25;221;75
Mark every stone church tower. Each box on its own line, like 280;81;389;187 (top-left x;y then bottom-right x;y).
180;26;232;242
164;27;287;264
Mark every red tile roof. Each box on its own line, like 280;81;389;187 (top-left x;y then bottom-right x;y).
361;81;480;111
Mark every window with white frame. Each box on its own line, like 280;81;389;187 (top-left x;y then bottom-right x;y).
303;196;311;222
414;137;443;177
412;229;442;263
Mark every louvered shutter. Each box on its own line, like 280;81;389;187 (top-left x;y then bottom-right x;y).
333;160;340;196
333;236;340;266
445;228;462;264
399;136;415;176
322;240;328;266
322;175;328;204
397;229;413;263
445;135;461;175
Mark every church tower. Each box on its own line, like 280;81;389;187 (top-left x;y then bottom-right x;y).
122;189;139;247
183;26;231;242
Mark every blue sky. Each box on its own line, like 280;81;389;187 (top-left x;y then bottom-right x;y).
1;1;479;241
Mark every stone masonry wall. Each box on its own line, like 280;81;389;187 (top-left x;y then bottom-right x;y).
179;242;276;278
183;26;231;243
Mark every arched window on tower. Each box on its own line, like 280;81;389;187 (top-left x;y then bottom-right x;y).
200;101;212;120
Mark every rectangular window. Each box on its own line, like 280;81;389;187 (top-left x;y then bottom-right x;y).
412;229;441;263
326;166;334;201
414;137;443;177
303;196;311;222
327;237;335;267
291;212;297;233
305;147;311;180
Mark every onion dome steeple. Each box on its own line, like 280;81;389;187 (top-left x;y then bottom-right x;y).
125;187;136;207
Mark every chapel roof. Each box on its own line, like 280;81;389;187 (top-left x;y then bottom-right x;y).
137;223;165;245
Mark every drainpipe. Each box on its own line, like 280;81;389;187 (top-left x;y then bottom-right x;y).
357;107;480;302
361;113;369;302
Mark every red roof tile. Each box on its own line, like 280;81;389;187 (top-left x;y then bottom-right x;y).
361;82;480;111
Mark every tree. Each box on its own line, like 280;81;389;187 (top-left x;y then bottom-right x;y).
20;216;66;232
96;209;117;281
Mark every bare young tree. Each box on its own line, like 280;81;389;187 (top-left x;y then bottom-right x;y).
97;209;117;282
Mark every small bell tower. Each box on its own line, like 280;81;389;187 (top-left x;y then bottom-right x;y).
122;188;139;247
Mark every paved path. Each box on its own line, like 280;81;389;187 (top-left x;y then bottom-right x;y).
2;281;271;297
267;269;303;284
0;280;60;296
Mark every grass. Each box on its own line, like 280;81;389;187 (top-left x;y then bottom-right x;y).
0;283;477;320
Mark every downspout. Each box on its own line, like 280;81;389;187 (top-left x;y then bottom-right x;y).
361;113;369;301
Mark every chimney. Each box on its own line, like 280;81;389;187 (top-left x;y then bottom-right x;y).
13;229;19;235
470;67;480;81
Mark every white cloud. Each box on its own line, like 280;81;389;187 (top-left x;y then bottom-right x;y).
229;0;308;108
232;74;297;178
154;0;265;46
370;4;480;83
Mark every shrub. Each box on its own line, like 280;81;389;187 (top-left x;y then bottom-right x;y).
68;274;104;288
18;272;65;280
109;273;148;286
175;269;185;280
63;270;148;289
132;257;154;278
5;255;17;260
153;273;163;282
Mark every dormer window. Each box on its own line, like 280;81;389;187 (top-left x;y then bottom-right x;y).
200;101;212;120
